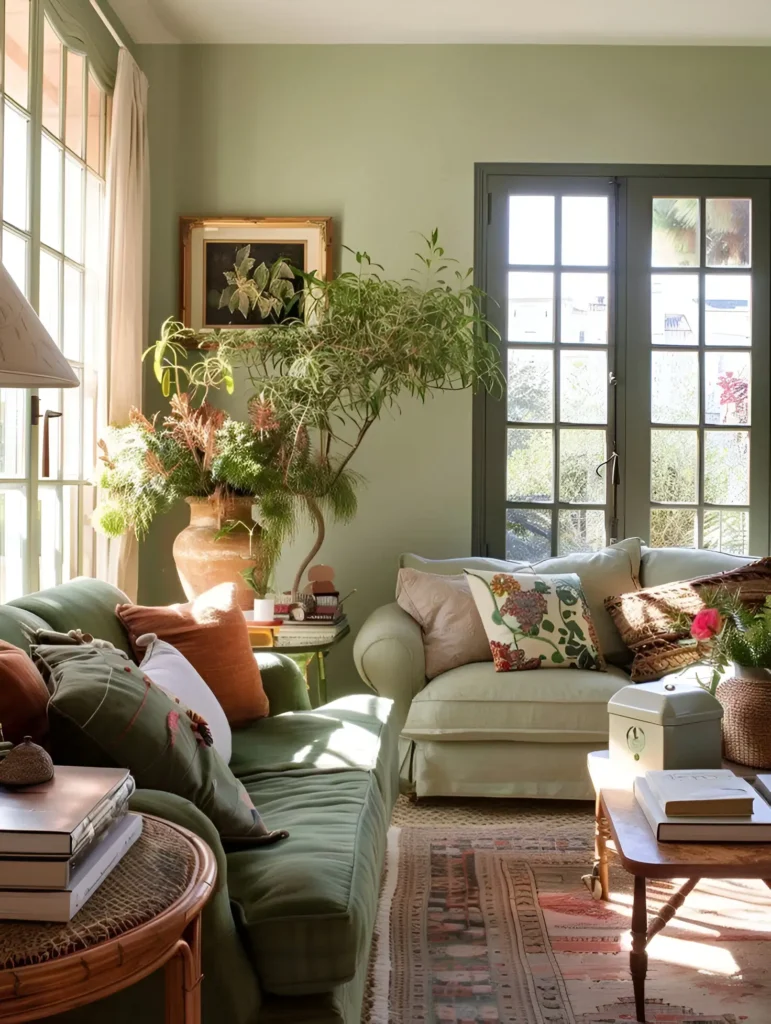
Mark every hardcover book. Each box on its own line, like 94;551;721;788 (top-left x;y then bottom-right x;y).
645;769;756;816
634;776;771;842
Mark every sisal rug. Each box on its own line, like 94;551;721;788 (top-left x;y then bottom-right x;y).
365;820;771;1023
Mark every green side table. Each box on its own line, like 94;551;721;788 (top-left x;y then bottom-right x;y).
249;625;350;706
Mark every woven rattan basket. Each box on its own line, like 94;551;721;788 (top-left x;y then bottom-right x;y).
716;667;771;769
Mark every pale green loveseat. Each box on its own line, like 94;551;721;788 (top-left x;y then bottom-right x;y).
0;577;399;1024
354;542;753;801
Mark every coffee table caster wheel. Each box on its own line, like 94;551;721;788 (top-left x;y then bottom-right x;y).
582;864;603;901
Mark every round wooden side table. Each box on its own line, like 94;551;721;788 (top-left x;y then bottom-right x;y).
0;814;217;1024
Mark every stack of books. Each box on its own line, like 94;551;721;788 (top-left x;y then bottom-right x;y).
0;766;141;921
274;613;348;647
634;768;771;842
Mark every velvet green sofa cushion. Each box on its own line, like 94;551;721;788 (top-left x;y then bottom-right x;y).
227;768;388;996
39;643;284;844
230;694;399;808
10;578;132;654
0;606;51;652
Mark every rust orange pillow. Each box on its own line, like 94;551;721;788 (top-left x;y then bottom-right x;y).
116;583;268;726
0;641;50;745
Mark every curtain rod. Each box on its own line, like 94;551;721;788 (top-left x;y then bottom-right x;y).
89;0;134;53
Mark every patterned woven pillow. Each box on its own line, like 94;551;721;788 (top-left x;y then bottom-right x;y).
465;570;605;672
604;556;771;682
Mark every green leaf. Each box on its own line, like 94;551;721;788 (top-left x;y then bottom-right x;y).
238;291;250;319
253;263;269;292
551;651;565;664
541;620;554;633
556;587;578;605
161;367;171;397
228;290;240;314
491;610;502;626
275;260;295;280
234;244;251;268
533;581;550;594
224;374;235;395
218;285;235;310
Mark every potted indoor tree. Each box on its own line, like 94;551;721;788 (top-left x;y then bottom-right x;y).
150;230;504;592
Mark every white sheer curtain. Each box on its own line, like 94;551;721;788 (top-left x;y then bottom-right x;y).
103;49;149;599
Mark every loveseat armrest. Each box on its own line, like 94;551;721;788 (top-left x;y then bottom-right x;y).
354;602;426;728
256;650;312;715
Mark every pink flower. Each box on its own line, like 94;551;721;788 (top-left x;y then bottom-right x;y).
691;607;723;641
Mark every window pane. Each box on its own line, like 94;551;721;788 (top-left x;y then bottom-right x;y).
703;510;749;556
82;369;98;479
561;197;608;266
558;509;606;555
507;272;553;342
63;264;83;360
559;429;605;504
652;197;699;268
40;134;63;250
507;428;553;502
705;351;750;426
705;274;751;347
38;250;61;345
706;198;750;268
560;350;607;424
506;508;551;562
84;172;105;365
651;429;698;503
38;486;61;589
650;508;697;549
4;0;30;109
3;103;29;230
86;74;103;173
704;430;749;505
0;486;26;601
509;196;554;266
560;272;608;345
651;274;698;346
507;349;553;423
64;155;84;261
62;371;82;478
651;351;699;425
0;390;25;476
2;228;27;295
61;485;80;581
42;19;62;137
65;51;85;156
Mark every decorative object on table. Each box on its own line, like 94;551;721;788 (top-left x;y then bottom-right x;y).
633;772;771;842
607;681;723;774
366;820;771;1024
0;815;216;1021
0;737;54;788
305;564;336;596
116;583;270;726
0;640;50;746
152;229;503;593
135;634;232;762
465;570;605;672
0;814;142;922
604;556;771;682
672;588;771;768
179;216;332;331
36;641;287;844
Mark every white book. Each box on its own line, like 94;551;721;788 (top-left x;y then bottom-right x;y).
755;775;771;804
634;777;771;842
0;813;142;922
645;769;756;817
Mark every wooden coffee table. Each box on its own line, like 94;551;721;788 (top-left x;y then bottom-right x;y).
597;787;771;1024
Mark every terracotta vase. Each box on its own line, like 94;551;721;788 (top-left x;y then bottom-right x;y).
172;496;259;611
716;664;771;769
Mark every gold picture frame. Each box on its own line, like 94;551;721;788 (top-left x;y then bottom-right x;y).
179;216;333;331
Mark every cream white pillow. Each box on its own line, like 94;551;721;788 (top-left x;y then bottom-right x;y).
465;570;605;673
137;634;232;762
396;569;492;680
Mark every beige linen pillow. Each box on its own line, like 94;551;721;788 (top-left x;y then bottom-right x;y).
396;568;492;680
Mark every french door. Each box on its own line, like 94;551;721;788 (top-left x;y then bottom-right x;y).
475;166;771;560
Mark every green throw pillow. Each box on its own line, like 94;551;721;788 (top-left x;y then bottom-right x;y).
36;643;287;846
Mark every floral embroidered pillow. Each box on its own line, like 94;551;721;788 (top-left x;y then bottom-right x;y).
465;570;606;672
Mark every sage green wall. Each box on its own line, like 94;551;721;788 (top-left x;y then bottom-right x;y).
137;44;771;699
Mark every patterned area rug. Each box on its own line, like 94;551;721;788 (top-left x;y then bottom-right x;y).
366;821;771;1023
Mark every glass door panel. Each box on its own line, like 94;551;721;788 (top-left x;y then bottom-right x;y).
624;177;770;555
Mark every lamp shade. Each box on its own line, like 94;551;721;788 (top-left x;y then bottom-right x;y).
0;261;79;388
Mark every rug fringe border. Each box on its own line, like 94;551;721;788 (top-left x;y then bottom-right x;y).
369;825;401;1024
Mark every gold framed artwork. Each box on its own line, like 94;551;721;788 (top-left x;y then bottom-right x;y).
179;216;333;331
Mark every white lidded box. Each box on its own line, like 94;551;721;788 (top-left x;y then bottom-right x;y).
608;680;723;775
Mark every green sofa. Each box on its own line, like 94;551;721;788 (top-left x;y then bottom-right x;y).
0;577;399;1024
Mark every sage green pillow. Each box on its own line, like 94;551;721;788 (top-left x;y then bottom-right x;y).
36;643;287;846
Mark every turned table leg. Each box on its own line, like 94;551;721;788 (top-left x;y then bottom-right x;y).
584;791;611;900
630;875;648;1023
